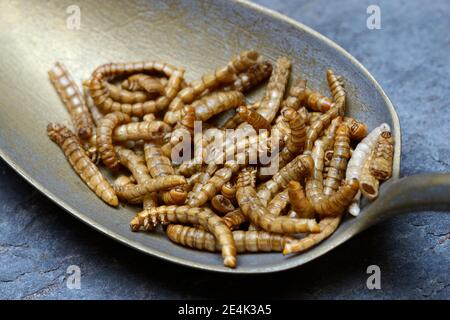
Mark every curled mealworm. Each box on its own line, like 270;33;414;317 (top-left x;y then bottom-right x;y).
223;209;247;230
326;69;346;115
288;181;315;219
238;105;271;131
266;189;289;216
96;111;131;170
166;225;294;253
48;62;94;139
160;187;188;205
113;120;172;142
312;179;360;217
369;131;394;180
130;206;237;268
47;123;118;206
221;181;237;202
211;194;236;214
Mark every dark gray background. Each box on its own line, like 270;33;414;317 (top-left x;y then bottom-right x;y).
1;0;449;299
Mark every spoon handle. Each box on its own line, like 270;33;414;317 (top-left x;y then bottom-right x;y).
358;173;450;230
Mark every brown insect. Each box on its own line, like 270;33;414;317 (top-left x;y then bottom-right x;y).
82;84;103;127
288;181;315;219
238;105;271;131
302;88;334;113
47;123;118;206
277;108;307;168
121;74;165;96
211;194;236;214
166;225;294;253
321;116;343;151
369;131;394;180
223;61;273;93
313;179;360;217
220;101;261;130
113;175;135;189
281;79;308;111
48;62;94;139
104;82;150;104
223;209;247;230
96;111;131;170
221;181;237;202
304;139;327;211
267;189;289;216
160;187;188;205
112;120;172;142
360;156;379;200
257;57;291;123
257;154;314;206
130;206;237;268
194;91;245;122
326;69;346;115
323;123;351;195
344;117;368;141
305;106;340;151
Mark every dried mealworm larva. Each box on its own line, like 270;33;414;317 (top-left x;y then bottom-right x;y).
302;88;334;113
113;175;135;189
49;62;94;139
288;181;315;219
96;111;131;170
121;74;165;96
256;57;291;123
105;82;149;104
238;105;271;131
321;116;342;151
323;123;351;195
281;79;308;111
114;175;186;202
83;84;103;127
167;225;294;253
267;189;289;216
360;156;379;200
195;91;244;122
112;120;171;142
221;181;237;202
369;131;394;180
223;209;247;230
130;206;237;268
283;216;342;254
160;187;188;205
276;108;307;168
326;69;346;115
223;61;273;93
47;123;118;206
220;101;261;130
344;117;368;141
314;179;360;217
305;106;340;152
211;194;236;214
346;123;390;216
257;154;314;206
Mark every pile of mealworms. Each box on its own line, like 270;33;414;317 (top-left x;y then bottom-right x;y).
46;50;394;268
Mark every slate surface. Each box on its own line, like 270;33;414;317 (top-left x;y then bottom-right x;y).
0;0;449;299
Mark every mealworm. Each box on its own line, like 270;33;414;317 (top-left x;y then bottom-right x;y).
112;120;172;142
257;57;291;123
238;105;271;131
47;123;118;206
305;106;340;151
312;179;360;216
306;112;322;126
105;82;149;104
346;123;390;216
195;91;245;122
283;215;342;254
282;79;308;111
160;187;188;205
321;116;342;151
82;84;103;127
277;108;307;168
344;117;368;141
221;181;237;202
220;101;261;130
223;209;247;230
303;88;334;113
223;61;273;93
48;62;94;139
323;123;351;195
288;181;315;219
305;139;327;210
211;194;235;214
121;74;165;96
96;111;131;170
266;189;289;216
130;206;237;268
113;175;135;189
257;154;314;206
167;225;294;253
360;156;379;200
114;175;186;202
89;62;185;116
237;183;320;234
369;131;394;180
326;69;346;115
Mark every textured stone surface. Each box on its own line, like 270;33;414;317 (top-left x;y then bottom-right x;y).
0;0;449;299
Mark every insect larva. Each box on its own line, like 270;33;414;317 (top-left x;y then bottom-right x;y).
130;206;237;268
187;162;240;207
360;156;379;200
97;111;131;170
282;79;308;111
121;74;165;96
288;181;315;219
323;123;351;195
237;183;320;234
223;61;273;93
113;175;135;189
306;112;322;126
312;179;360;216
221;181;237;202
305;106;340;151
257;154;314;206
114;175;186;202
302;88;334;113
267;189;289;216
321;117;342;151
305;139;327;210
326;69;346;115
238;105;271;131
256;57;291;123
283;216;342;254
105;82;150;104
160;187;188;205
48;62;94;139
47;123;118;206
346;123;390;216
277;108;307;167
369;131;394;180
194;91;244;122
211;194;235;214
223;209;247;230
344;117;368;141
220;101;261;130
82;84;103;127
112;121;172;142
167;225;294;253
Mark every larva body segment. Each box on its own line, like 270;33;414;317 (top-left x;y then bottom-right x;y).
369;131;394;180
48;62;94;139
223;61;272;93
256;57;291;123
166;225;294;253
303;88;334;113
360;156;379;200
238;105;271;131
323;123;351;195
283;216;342;254
97;111;131;170
221;181;237;202
113;175;135;189
267;189;289;216
105;82;149;104
223;209;247;230
112;121;171;142
282;79;308;111
321;116;342;151
194;91;244;122
305;106;340;151
211;194;236;214
121;74;165;96
305;139;327;209
130;206;237;268
288;181;315;219
257;154;314;206
312;179;360;217
160;187;188;205
47;123;118;206
326;69;346;115
143;143;175;177
344;117;368;141
277;108;307;168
